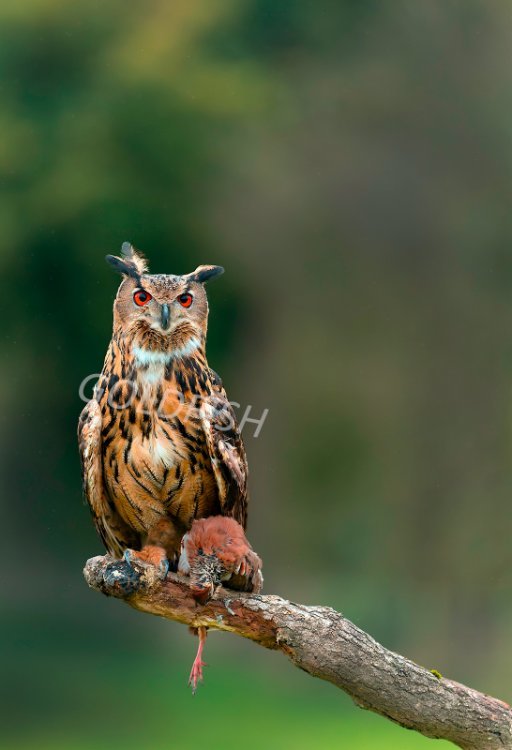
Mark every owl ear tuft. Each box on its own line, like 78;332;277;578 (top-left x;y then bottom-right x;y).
105;254;141;281
120;242;149;273
185;265;224;284
106;242;149;280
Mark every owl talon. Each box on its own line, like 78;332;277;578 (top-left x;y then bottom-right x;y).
224;598;236;616
234;557;249;578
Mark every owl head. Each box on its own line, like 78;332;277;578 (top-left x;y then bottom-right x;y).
106;242;223;355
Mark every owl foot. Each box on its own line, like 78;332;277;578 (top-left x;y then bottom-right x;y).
188;626;208;695
179;516;264;599
124;546;169;580
228;550;264;593
103;559;142;596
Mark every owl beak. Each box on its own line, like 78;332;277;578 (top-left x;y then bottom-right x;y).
161;304;171;331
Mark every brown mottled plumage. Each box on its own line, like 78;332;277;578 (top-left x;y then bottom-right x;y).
78;243;248;573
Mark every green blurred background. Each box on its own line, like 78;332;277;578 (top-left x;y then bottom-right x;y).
2;1;512;747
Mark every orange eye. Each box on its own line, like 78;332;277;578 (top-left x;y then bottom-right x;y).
178;293;193;308
134;290;152;306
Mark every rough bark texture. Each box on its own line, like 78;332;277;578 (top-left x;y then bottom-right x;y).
84;554;512;750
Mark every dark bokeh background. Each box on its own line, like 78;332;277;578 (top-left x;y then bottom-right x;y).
2;1;512;747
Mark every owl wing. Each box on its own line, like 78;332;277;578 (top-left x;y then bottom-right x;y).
78;398;139;557
200;373;248;528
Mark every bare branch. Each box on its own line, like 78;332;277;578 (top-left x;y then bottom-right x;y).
84;555;512;750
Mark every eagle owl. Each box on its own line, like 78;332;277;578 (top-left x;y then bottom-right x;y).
78;243;248;574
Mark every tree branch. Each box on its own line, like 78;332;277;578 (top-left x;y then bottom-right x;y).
84;555;512;750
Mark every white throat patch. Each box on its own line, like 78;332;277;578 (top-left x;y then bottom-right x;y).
172;336;201;359
132;347;171;384
132;338;201;380
132;347;172;368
